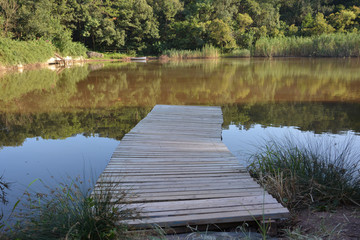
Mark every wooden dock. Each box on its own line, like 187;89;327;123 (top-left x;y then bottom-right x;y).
95;105;289;228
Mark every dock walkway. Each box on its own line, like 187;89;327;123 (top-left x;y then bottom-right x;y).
95;105;288;228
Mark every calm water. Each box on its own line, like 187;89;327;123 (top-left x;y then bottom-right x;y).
1;58;360;215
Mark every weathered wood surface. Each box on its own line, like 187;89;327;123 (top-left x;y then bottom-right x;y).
95;105;289;228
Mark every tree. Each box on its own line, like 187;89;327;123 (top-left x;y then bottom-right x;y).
117;0;159;52
236;13;253;33
0;0;18;37
301;12;314;35
329;9;357;32
81;1;125;50
16;0;65;40
149;0;183;46
311;12;335;35
166;19;206;49
207;18;236;50
288;24;299;36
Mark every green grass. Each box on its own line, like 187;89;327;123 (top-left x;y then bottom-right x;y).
254;32;360;57
2;176;137;240
163;44;220;59
248;136;360;210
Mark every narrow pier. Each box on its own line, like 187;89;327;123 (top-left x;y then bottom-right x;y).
95;105;288;228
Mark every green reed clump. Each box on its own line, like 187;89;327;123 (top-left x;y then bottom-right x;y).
6;177;137;240
254;32;360;57
163;44;219;59
248;137;360;210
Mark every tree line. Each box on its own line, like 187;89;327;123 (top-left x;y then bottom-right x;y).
0;0;360;54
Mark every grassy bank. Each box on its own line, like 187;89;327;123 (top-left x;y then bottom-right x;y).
249;136;360;211
254;32;360;57
0;38;87;66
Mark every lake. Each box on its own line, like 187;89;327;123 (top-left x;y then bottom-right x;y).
1;58;360;216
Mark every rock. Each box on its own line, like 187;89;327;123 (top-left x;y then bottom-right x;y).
86;51;104;58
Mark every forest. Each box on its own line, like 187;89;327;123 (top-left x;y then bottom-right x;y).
1;0;360;55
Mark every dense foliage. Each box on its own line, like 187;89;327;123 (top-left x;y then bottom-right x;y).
1;0;359;55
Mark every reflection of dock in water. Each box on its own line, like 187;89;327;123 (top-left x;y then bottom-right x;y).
94;105;289;229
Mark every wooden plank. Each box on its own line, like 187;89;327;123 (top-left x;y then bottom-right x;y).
94;105;289;229
124;208;289;227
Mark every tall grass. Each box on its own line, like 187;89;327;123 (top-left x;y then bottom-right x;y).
3;176;137;240
248;136;360;210
163;44;219;59
254;32;360;57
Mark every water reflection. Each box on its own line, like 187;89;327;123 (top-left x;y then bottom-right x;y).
1;58;360;113
222;103;360;134
0;108;151;147
0;58;360;216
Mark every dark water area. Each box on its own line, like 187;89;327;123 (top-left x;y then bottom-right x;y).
1;58;360;217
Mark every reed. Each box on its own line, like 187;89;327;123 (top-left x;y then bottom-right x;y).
0;175;10;232
5;176;137;240
254;32;360;57
163;44;219;59
223;48;251;58
248;136;360;210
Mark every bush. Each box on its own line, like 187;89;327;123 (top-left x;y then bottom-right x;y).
248;136;360;210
